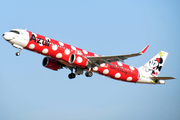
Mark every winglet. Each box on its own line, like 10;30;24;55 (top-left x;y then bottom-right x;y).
141;45;149;54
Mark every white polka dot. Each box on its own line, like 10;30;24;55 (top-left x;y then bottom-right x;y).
32;33;37;37
77;57;83;63
93;67;98;71
129;66;135;70
94;54;99;57
59;42;64;46
38;40;43;46
115;73;121;78
117;62;123;66
45;37;50;41
56;53;62;58
65;49;70;55
127;77;132;81
103;69;109;74
52;44;58;51
71;46;76;50
42;48;48;54
83;50;88;54
100;63;106;67
29;44;35;49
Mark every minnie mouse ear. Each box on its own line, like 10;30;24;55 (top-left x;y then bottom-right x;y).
156;58;163;64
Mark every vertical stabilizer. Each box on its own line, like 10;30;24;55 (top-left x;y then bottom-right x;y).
138;51;168;77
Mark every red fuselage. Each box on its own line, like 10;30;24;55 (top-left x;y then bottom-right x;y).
25;31;139;82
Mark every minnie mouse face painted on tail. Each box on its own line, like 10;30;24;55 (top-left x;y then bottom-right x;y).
149;56;163;76
140;51;168;77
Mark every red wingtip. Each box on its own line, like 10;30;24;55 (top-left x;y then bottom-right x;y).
141;45;149;54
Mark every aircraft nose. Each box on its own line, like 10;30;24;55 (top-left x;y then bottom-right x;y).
2;32;13;41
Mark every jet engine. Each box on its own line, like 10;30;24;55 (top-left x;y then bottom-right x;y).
42;57;62;71
69;54;89;68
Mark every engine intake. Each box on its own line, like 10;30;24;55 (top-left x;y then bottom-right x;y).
42;57;62;71
69;54;88;68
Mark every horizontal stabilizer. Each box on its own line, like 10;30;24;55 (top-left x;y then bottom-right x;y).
150;77;176;80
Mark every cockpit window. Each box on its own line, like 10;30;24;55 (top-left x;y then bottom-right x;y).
9;30;20;34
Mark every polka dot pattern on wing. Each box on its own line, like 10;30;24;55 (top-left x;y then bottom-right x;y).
115;73;121;78
29;44;35;49
56;53;62;58
127;77;132;81
103;69;109;74
42;48;48;54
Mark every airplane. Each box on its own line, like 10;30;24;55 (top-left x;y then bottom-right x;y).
2;29;175;84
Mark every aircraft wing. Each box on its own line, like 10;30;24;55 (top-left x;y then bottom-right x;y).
87;45;149;67
150;77;176;80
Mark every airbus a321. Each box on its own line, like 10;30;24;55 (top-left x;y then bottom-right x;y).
2;29;175;84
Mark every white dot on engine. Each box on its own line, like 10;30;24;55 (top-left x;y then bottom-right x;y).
77;57;83;63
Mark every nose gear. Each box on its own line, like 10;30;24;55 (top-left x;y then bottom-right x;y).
16;48;22;56
11;44;23;56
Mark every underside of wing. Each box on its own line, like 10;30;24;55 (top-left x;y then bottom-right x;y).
87;45;149;67
150;77;176;80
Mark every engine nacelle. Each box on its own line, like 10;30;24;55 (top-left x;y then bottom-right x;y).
69;54;88;68
42;57;62;71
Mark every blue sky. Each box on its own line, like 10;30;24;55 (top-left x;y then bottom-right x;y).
0;0;179;120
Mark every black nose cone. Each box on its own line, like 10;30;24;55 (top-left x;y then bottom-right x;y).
2;34;4;37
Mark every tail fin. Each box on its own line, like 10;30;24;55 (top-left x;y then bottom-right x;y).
138;51;168;77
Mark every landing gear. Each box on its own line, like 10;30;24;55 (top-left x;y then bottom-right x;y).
85;71;93;77
16;52;20;56
67;67;93;79
15;48;22;56
68;67;76;79
68;73;76;79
